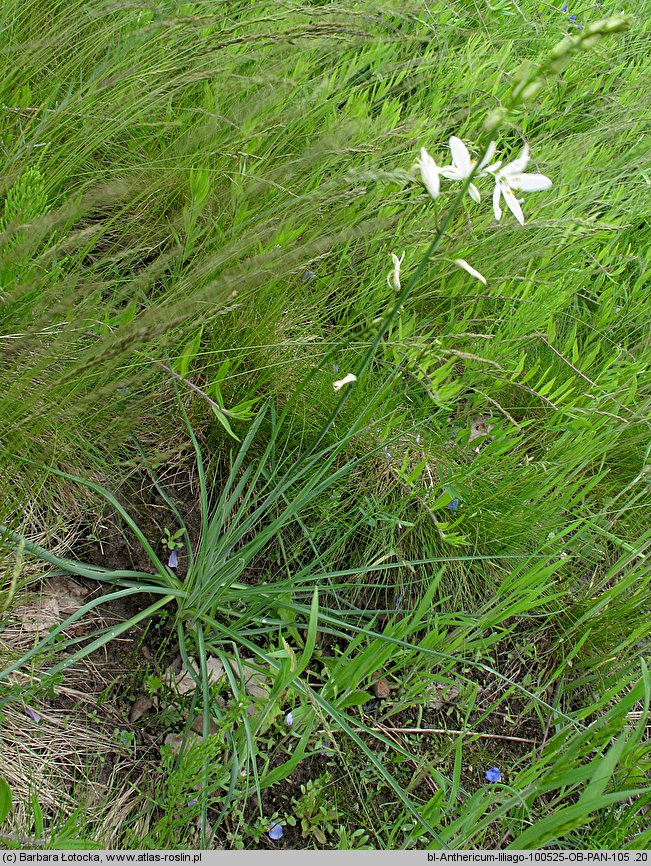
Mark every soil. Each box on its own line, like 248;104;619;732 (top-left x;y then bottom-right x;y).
82;464;203;580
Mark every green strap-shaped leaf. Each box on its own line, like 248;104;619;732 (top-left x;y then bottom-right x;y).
0;777;12;824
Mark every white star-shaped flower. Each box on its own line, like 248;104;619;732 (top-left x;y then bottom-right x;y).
491;145;552;225
440;138;501;203
416;147;440;199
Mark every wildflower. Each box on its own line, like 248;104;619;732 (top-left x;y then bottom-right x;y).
268;823;284;841
168;549;178;569
569;14;577;22
454;258;487;285
440;137;499;202
24;707;41;723
485;767;502;783
416;147;441;199
188;796;199;806
285;712;294;727
386;251;405;291
447;498;460;511
301;270;315;283
491;145;552;225
333;373;357;392
333;363;339;374
561;3;568;10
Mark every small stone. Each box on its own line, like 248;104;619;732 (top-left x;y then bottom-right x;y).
166;656;225;695
129;693;153;723
468;415;494;452
371;673;390;699
224;658;270;699
190;716;220;736
163;731;202;754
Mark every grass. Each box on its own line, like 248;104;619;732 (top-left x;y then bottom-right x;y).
1;0;650;851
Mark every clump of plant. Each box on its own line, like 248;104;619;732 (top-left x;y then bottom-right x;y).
290;771;342;846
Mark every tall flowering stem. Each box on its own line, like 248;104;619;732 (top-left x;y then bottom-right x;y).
297;15;633;455
484;15;632;134
380;15;632;360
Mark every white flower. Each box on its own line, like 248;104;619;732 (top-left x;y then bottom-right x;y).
386;251;405;291
416;147;440;199
491;145;552;225
440;138;501;203
454;258;487;285
333;373;357;392
285;712;294;727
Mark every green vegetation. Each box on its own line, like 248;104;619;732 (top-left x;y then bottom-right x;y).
1;0;650;851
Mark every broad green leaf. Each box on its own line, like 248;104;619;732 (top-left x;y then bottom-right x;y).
339;690;373;708
176;327;203;379
0;777;11;824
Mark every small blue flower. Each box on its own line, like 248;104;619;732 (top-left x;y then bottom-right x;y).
301;270;315;283
168;549;178;569
485;767;501;783
577;21;583;29
188;796;199;806
561;3;568;10
447;498;459;511
569;14;576;21
268;823;284;841
333;363;339;374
